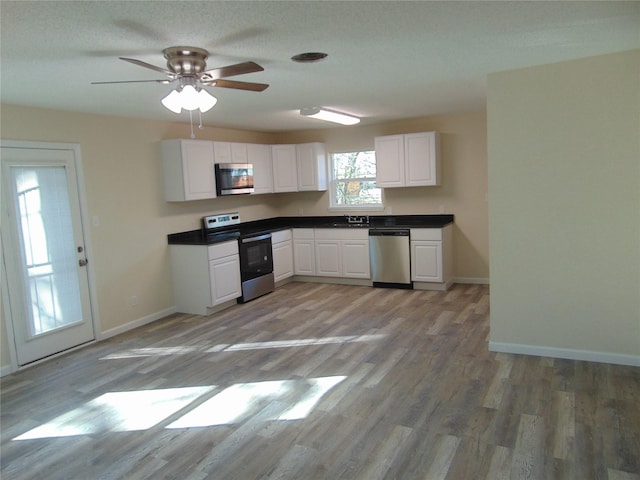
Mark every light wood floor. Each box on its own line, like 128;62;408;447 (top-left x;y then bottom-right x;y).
1;282;639;480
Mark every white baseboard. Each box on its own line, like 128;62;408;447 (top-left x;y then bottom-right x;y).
454;277;490;285
489;341;640;367
1;307;178;377
97;306;177;341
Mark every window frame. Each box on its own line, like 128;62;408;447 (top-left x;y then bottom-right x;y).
327;150;384;212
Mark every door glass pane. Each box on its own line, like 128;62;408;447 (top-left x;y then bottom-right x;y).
11;166;83;337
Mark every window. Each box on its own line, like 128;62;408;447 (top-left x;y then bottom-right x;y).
329;150;383;209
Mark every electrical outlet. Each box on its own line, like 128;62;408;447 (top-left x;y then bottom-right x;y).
130;295;138;306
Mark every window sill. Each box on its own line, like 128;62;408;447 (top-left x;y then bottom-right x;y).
328;205;385;213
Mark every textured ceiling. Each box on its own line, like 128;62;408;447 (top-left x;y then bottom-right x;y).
1;1;638;132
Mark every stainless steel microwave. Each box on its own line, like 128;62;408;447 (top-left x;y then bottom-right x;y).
214;163;254;195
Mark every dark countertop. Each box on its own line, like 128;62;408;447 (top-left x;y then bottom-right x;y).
168;214;454;246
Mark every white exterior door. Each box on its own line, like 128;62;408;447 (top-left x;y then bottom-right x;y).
1;143;95;366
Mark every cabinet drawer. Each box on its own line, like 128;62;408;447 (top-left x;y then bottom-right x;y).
272;229;292;244
314;228;368;241
410;228;442;241
293;228;315;240
208;240;238;259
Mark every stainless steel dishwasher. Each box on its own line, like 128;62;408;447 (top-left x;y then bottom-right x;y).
369;229;412;289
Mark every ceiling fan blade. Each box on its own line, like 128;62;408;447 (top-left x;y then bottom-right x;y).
200;61;264;81
119;57;174;77
206;79;269;92
91;79;174;85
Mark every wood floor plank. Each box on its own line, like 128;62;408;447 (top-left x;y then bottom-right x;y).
1;282;639;480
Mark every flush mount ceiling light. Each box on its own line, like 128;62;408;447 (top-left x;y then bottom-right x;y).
300;107;360;126
161;77;217;114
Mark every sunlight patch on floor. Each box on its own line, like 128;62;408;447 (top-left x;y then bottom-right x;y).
13;376;347;441
99;334;387;360
13;386;214;440
214;334;387;352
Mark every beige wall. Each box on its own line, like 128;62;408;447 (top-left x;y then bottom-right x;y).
1;106;488;372
487;50;640;364
274;112;489;280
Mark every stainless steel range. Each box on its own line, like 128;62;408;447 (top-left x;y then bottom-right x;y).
202;212;274;303
237;232;274;303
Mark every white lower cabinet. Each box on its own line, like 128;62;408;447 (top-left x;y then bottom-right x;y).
292;228;316;275
314;229;370;279
315;240;341;276
272;229;294;282
411;241;442;282
342;240;371;278
410;224;453;288
170;241;241;315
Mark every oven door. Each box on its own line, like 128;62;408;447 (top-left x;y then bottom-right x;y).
239;233;273;281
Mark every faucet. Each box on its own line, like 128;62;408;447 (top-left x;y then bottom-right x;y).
346;214;369;224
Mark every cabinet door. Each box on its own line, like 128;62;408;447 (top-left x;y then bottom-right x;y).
405;132;439;186
248;143;273;194
161;140;216;201
213;142;248;164
293;239;315;275
273;240;294;282
411;241;443;282
374;134;405;188
182;141;216;200
271;144;298;192
315;240;341;277
342;240;370;278
209;255;241;304
296;142;327;191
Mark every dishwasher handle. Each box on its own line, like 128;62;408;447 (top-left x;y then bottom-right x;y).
368;229;410;237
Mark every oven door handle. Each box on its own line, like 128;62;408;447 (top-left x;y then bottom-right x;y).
241;233;272;244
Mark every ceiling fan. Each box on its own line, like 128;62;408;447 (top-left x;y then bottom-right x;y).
92;46;268;114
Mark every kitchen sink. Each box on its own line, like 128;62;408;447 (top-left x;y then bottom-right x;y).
328;222;370;228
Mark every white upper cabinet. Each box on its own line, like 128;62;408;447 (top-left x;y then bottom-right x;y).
271;144;298;192
296;142;327;191
247;143;273;195
161;139;327;199
213;141;248;164
161;139;216;201
374;135;405;188
375;131;440;187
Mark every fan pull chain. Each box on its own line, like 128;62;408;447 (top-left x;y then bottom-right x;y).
189;110;195;139
198;111;204;130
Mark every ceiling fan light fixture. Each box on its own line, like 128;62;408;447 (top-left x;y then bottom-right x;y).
197;89;218;113
300;107;360;125
161;85;218;114
179;85;201;111
161;89;183;113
